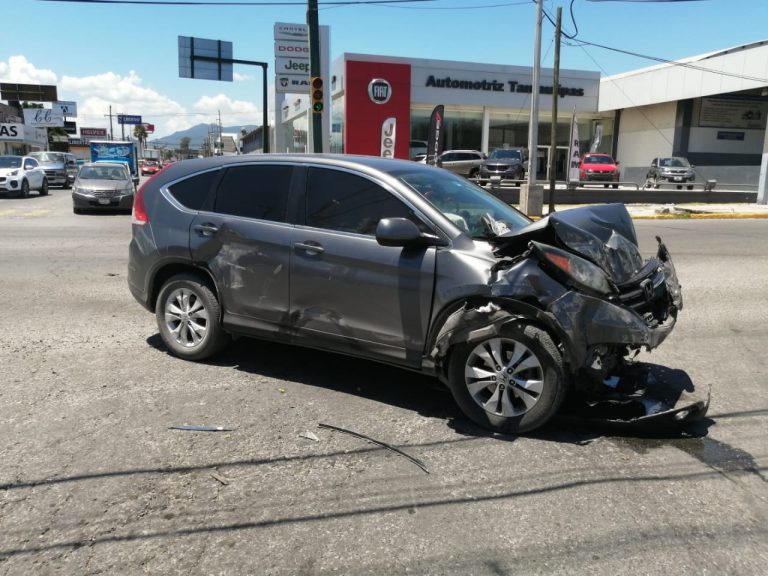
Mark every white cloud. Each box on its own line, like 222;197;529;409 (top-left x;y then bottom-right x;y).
193;93;262;129
0;55;57;84
233;72;254;82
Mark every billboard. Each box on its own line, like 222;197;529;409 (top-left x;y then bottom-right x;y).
23;108;64;127
0;83;58;102
53;101;77;117
81;127;108;137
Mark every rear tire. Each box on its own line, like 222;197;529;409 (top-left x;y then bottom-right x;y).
447;321;566;434
155;273;230;361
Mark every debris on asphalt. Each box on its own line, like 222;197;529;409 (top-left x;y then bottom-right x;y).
300;431;320;442
318;423;429;474
210;470;230;485
169;425;233;432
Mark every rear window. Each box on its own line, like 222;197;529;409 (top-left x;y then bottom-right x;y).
168;169;219;211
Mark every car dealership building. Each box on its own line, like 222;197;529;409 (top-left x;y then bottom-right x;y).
275;41;768;196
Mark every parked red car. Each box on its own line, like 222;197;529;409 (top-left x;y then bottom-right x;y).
141;160;161;176
579;153;620;188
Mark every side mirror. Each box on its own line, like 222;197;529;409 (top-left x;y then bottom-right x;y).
376;217;446;248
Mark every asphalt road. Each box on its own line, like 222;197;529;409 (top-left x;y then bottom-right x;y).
1;189;766;575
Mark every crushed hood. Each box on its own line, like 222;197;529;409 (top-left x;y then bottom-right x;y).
493;203;645;284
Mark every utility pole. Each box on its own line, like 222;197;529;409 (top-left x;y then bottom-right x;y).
106;105;114;140
548;6;562;215
520;0;544;217
307;0;323;153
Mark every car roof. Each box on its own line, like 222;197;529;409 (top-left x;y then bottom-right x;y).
145;153;445;189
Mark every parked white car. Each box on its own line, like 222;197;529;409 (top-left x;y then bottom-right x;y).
0;155;49;197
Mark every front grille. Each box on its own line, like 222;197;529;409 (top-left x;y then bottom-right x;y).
617;265;669;326
91;189;119;198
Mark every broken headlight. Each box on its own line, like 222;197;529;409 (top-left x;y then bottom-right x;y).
530;241;616;296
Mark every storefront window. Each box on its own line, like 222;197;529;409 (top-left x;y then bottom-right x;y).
278;115;309;154
331;95;344;154
410;108;483;151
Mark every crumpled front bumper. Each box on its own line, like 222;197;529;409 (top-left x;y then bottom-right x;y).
560;362;710;430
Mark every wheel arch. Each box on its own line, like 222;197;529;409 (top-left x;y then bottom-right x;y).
147;261;220;314
427;296;574;384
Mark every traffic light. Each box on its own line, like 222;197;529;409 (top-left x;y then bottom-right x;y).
311;77;324;114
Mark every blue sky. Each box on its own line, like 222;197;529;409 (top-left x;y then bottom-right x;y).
1;0;766;142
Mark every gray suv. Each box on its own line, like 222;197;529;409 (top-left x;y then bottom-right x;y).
479;147;527;183
129;154;692;433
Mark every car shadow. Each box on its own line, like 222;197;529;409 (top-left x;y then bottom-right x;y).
146;334;714;445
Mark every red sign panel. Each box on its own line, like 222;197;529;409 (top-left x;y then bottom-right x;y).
344;60;411;159
144;123;155;134
81;127;107;137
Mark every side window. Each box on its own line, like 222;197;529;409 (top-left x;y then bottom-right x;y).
168;169;219;211
306;167;427;235
214;164;291;222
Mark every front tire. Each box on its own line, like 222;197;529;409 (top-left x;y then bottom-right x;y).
20;179;29;198
155;273;230;361
39;178;49;196
447;321;566;434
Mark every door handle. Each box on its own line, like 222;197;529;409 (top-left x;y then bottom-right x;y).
193;223;219;236
294;241;325;255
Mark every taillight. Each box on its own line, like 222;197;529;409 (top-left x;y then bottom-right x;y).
132;182;149;225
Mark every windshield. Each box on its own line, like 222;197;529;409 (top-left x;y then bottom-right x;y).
79;165;128;180
394;168;531;239
584;155;614;164
659;157;690;168
488;149;523;161
0;157;23;169
30;152;65;163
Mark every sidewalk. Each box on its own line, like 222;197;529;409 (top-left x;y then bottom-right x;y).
543;203;768;219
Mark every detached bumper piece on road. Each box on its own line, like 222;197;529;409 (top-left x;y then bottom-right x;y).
560;362;710;431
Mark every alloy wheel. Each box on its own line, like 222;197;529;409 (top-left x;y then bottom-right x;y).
163;288;211;348
464;337;544;417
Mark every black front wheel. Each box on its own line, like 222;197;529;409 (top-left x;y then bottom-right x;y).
447;321;566;434
155;273;230;361
19;179;29;198
39;179;49;196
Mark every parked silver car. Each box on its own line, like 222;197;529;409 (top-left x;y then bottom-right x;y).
128;154;691;433
436;150;487;178
71;161;135;214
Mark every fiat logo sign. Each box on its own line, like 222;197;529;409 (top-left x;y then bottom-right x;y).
368;79;392;104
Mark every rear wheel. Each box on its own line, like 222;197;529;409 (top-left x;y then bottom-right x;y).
155;273;230;361
447;321;566;434
39;179;49;196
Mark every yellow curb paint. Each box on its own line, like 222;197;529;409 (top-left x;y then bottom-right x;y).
0;209;17;216
22;210;51;217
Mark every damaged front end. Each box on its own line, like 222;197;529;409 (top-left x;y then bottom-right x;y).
432;203;707;429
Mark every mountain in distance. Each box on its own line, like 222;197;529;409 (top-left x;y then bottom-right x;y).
150;123;257;148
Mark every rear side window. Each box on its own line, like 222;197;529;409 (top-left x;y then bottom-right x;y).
306;167;427;235
168;169;218;211
214;164;292;222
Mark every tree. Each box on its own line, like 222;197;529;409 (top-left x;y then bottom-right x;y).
133;124;148;152
180;136;191;153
